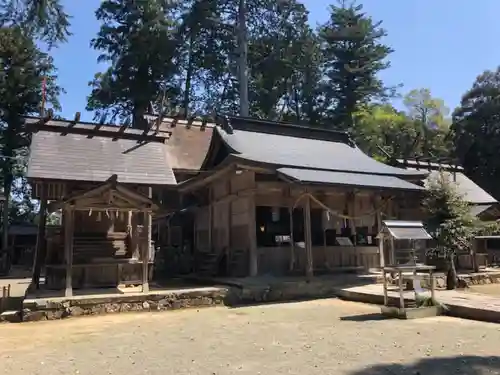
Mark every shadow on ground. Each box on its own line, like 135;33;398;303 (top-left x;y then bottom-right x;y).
350;356;500;375
340;313;388;322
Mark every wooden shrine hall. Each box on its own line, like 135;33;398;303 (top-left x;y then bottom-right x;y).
178;115;430;278
26;115;176;297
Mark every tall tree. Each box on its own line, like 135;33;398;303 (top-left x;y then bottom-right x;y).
246;0;315;120
87;0;181;128
403;88;451;157
353;103;420;161
0;0;70;46
452;68;500;198
0;27;61;267
318;1;393;131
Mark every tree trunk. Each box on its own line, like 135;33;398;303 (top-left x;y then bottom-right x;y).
1;184;11;275
446;253;458;290
237;0;249;116
183;36;194;117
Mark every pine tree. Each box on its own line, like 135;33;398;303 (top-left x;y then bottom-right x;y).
87;0;182;128
318;1;393;131
0;26;61;269
0;0;70;46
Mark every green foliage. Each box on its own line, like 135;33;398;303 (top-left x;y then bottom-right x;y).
87;0;182;128
0;26;62;234
318;1;393;131
0;0;70;46
423;171;478;259
415;294;448;311
353;88;453;160
452;67;500;199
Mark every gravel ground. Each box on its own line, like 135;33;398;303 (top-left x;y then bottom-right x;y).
1;299;500;375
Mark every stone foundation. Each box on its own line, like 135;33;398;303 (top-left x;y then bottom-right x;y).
22;287;229;322
393;272;500;290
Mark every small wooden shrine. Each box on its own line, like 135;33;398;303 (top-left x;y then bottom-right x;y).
44;176;157;296
26;114;175;296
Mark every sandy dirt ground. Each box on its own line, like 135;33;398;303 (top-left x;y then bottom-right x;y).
1;299;500;375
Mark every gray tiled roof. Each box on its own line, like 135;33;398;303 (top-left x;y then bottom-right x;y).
28;130;176;185
278;168;424;191
217;127;425;178
469;204;493;217
424;171;496;204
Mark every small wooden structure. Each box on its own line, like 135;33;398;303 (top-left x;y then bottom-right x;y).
43;176;158;296
378;220;439;319
179;116;428;278
381;264;439;319
26;115;176;296
378;220;432;267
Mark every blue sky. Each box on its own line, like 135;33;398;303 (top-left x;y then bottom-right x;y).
52;0;500;121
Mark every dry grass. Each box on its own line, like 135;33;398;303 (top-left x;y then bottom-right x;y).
2;299;500;375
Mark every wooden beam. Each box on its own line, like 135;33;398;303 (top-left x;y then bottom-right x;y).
178;164;236;193
64;206;74;297
32;185;48;289
31;122;168;143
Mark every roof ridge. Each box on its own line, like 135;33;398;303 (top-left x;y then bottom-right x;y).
218;114;355;146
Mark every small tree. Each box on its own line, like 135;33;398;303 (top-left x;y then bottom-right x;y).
423;172;477;289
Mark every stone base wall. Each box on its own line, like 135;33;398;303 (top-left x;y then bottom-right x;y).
393;272;500;290
22;288;229;322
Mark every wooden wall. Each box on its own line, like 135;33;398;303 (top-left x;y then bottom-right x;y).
193;170;256;276
193;172;424;277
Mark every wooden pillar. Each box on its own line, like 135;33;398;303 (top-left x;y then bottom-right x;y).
142;209;150;293
379;233;385;268
64;206;74;297
248;194;258;276
143;186;152;293
288;205;295;272
304;195;313;278
32;185;48;289
206;185;214;252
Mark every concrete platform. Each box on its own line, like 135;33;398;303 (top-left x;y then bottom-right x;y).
22;284;229;322
335;283;500;323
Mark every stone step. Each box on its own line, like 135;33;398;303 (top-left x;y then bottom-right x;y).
0;310;21;323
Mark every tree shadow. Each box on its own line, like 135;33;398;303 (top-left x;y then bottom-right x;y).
349;356;500;375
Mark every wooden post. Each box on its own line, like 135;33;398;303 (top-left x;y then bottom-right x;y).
32;185;48;289
398;270;404;309
64;206;74;297
379;233;385;268
304;195;313;278
390;235;395;265
142;209;150;293
288;206;294;272
248;194;258;276
430;269;435;300
382;268;388;306
143;186;152;293
208;187;213;251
